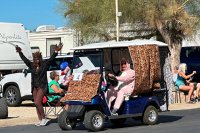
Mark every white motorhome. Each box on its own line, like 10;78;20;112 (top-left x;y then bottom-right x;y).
28;25;78;57
0;22;32;75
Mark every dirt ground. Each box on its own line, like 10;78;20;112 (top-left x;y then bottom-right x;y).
0;101;59;128
0;101;38;127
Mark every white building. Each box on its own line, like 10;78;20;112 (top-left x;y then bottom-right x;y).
28;25;79;57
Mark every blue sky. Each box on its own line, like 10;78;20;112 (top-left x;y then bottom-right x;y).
0;0;68;31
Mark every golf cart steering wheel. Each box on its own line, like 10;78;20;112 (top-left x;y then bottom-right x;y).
105;75;118;87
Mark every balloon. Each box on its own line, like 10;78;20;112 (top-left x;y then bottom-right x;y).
60;62;68;70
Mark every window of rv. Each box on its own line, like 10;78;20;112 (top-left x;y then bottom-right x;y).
31;46;40;53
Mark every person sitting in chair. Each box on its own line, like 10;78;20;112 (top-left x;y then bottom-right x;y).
106;58;135;115
48;71;65;102
175;63;196;103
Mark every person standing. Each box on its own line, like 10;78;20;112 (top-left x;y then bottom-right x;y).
16;43;63;126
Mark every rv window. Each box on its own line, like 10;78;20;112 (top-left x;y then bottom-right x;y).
50;45;57;56
47;37;61;56
31;46;40;53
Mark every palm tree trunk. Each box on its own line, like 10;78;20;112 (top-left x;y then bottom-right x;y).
169;43;182;70
155;19;182;70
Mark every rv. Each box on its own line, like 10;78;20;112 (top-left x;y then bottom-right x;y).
0;22;32;76
28;25;78;57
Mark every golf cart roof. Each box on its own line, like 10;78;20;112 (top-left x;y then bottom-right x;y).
43;54;73;60
71;40;168;50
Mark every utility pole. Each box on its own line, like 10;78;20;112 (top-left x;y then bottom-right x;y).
115;0;119;42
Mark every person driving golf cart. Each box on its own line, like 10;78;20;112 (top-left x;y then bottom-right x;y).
106;58;135;115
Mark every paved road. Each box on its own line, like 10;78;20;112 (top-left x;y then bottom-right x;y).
1;108;200;133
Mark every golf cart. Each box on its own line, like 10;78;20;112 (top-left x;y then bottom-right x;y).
58;40;169;131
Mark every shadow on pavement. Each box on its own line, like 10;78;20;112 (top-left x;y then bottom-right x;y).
158;114;183;123
47;118;58;125
5;116;19;119
59;115;183;131
20;102;35;107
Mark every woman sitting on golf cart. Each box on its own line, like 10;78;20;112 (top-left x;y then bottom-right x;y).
106;58;135;115
48;71;65;102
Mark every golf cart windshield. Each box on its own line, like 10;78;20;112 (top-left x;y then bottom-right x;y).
62;50;102;102
72;51;102;76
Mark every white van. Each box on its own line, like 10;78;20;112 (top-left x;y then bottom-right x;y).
0;22;32;75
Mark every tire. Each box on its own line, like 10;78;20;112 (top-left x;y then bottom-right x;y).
83;110;105;132
142;105;158;125
0;98;8;119
110;118;126;126
4;85;22;107
58;110;76;130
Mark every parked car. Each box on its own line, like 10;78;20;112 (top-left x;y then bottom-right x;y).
0;54;73;107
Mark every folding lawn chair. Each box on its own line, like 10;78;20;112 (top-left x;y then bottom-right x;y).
43;93;65;117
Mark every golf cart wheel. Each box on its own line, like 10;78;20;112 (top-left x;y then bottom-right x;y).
4;85;22;107
58;110;76;130
0;98;8;119
110;118;126;126
83;110;105;132
142;105;158;125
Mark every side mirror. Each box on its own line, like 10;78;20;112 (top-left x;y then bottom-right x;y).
23;68;31;77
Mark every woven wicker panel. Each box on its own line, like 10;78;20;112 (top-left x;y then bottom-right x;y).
63;74;101;102
128;44;161;95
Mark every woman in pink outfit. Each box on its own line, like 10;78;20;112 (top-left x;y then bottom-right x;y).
106;58;135;115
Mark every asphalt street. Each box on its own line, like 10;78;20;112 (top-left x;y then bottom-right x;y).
1;108;200;133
